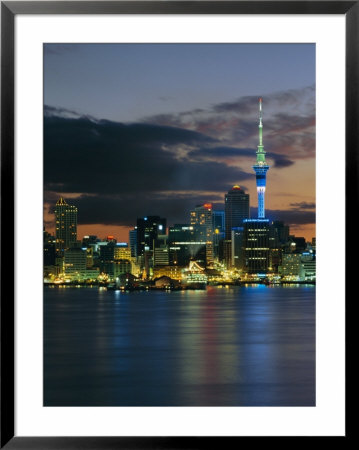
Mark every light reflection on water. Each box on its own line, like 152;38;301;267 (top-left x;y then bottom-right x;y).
44;285;315;406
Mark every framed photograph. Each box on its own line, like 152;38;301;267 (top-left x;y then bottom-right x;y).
1;1;353;446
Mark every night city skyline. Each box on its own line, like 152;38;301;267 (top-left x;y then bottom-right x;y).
44;43;316;408
44;43;315;242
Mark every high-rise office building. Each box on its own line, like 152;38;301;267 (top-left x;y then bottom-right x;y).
311;237;316;252
190;204;214;267
224;186;249;267
44;229;56;266
113;259;132;277
269;221;289;247
136;216;166;256
213;210;225;232
299;252;316;281
279;252;302;279
268;221;290;273
129;228;137;257
290;236;307;253
114;243;131;261
213;210;225;261
243;219;270;274
168;224;205;266
99;242;116;276
231;226;245;269
64;247;87;278
54;197;78;255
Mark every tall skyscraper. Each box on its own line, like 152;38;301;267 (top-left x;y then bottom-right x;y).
190;204;214;266
55;197;78;255
212;210;225;261
243;98;270;274
243;219;270;274
224;186;249;267
136;216;166;257
212;210;225;232
168;224;205;266
129;228;138;257
253;97;270;219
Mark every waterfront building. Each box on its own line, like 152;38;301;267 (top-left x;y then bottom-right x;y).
190;203;214;267
54;197;78;255
279;252;302;280
99;242;116;275
269;247;281;273
212;210;225;261
43;264;62;279
224;186;250;267
114;243;131;261
154;276;180;288
311;237;316;252
182;261;208;285
44;232;56;267
113;259;132;277
231;226;245;269
129;258;141;277
152;265;184;281
154;235;169;266
168;224;206;266
269;221;290;248
44;230;59;278
85;247;94;268
299;251;316;281
290;236;307;253
136;216;166;257
64;247;87;279
268;221;289;273
213;228;225;262
243;219;270;274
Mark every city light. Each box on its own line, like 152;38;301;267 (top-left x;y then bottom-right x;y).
43;98;315;288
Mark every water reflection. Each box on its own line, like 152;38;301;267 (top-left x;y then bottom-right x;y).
44;285;315;406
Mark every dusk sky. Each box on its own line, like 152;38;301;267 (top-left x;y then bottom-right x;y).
44;43;315;241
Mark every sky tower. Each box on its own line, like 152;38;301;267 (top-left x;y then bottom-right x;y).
253;97;270;218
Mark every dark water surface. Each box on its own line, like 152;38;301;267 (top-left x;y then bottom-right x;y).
44;285;315;406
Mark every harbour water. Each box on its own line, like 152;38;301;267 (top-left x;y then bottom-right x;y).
44;285;315;406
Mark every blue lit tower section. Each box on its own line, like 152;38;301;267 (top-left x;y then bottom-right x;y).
242;98;270;275
253;97;269;219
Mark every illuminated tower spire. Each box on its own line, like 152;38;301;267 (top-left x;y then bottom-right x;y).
252;97;270;218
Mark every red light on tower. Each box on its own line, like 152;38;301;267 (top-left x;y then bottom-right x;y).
203;203;212;210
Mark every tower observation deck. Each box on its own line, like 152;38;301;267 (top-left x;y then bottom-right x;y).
252;97;269;219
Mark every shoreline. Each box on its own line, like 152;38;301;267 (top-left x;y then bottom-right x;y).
44;281;315;290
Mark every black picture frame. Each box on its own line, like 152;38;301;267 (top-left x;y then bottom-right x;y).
1;1;354;447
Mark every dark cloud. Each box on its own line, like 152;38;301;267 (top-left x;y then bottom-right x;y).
188;146;294;168
213;86;315;115
46;194;315;228
45;85;315;230
143;85;315;160
44;105;100;121
45;192;226;227
44;115;252;225
250;207;315;226
289;202;316;210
